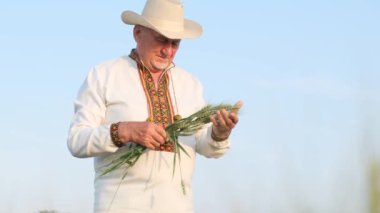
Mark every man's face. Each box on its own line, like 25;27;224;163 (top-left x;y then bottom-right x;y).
134;25;181;73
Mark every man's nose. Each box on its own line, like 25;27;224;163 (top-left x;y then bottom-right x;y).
162;44;174;58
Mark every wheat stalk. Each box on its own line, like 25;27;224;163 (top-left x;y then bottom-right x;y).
99;102;242;193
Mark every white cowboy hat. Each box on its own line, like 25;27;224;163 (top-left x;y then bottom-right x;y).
121;0;203;39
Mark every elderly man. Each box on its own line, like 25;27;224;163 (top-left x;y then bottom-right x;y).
67;0;240;212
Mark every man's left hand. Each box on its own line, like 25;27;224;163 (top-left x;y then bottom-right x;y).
210;101;242;141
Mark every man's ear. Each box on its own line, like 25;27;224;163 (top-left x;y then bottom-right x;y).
133;25;141;42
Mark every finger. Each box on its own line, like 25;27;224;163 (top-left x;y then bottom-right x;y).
228;112;239;124
151;140;161;148
142;136;157;150
150;132;165;145
150;126;166;144
155;125;167;141
232;100;244;113
220;109;234;128
146;143;156;150
210;115;218;126
220;109;234;131
216;110;227;127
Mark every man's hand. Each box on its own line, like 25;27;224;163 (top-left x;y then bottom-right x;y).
117;122;167;150
210;101;242;141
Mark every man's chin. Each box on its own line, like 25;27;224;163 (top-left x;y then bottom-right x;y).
152;62;170;71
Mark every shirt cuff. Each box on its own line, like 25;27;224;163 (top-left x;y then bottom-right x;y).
207;126;230;149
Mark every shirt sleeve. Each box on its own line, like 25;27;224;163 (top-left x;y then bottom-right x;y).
192;79;230;158
67;67;118;158
195;124;230;158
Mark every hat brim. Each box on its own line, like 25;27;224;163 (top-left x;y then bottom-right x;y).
121;11;203;39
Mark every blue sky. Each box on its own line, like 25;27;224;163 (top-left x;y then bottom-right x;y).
0;0;379;212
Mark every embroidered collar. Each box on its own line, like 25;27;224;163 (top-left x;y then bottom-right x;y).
129;49;176;152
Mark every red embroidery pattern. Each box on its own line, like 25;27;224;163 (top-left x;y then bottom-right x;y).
130;49;175;152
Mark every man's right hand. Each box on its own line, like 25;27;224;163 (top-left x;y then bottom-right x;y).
117;122;167;150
